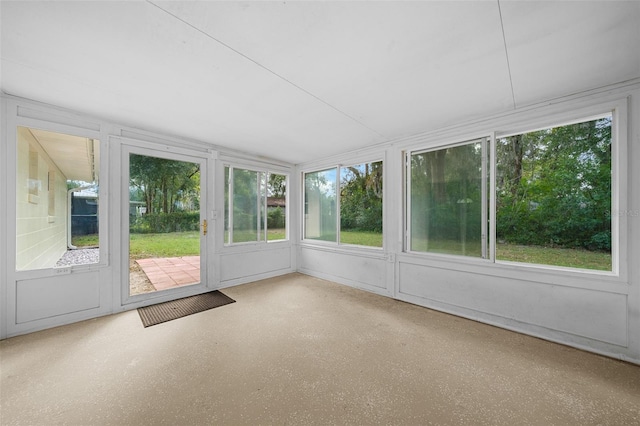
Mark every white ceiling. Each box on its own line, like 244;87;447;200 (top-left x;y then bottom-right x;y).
2;1;639;164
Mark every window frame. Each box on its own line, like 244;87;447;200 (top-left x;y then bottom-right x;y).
224;163;289;246
13;123;106;273
302;158;384;250
403;100;626;278
405;137;489;259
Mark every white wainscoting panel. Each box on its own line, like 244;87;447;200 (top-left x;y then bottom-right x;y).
220;246;292;283
16;271;101;324
398;260;628;347
299;246;389;293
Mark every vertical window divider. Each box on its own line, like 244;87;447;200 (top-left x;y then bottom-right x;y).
404;151;411;253
489;132;497;263
255;171;260;242
228;166;234;244
481;138;488;259
262;171;267;243
336;165;341;245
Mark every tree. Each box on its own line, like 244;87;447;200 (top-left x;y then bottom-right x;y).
340;161;383;232
496;117;612;251
129;154;200;215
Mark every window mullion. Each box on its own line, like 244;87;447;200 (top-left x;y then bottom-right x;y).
489;133;496;262
228;167;234;244
336;166;341;244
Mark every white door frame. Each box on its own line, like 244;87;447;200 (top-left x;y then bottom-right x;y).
119;138;214;307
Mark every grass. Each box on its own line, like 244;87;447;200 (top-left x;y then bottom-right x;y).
225;228;287;243
410;237;611;271
129;231;200;259
340;230;383;247
303;230;383;247
410;238;482;257
497;243;611;271
72;234;99;247
75;231;611;270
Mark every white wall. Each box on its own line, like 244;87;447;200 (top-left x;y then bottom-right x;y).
0;96;296;339
298;80;640;364
2;80;638;365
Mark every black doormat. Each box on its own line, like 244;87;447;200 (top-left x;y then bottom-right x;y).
138;290;235;327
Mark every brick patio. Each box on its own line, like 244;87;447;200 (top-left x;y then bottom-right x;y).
135;256;200;291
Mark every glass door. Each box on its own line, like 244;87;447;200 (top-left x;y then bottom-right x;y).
123;145;208;302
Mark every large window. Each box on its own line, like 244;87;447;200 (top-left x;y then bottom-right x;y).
409;140;486;257
225;166;287;244
495;115;612;271
304;168;337;242
407;113;614;272
304;161;383;248
16;126;101;271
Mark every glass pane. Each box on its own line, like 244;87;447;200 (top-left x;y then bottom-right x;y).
232;168;259;243
410;142;484;257
496;116;612;271
224;166;230;244
304;168;337;242
16;127;100;271
129;154;201;295
340;161;383;247
267;173;287;241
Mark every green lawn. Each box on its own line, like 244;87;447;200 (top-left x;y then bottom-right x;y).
497;243;611;271
129;231;200;259
75;231;611;270
71;234;99;247
340;230;383;247
226;228;287;243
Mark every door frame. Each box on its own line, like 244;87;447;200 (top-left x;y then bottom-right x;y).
119;138;215;307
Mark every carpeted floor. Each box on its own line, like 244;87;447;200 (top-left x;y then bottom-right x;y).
1;273;639;425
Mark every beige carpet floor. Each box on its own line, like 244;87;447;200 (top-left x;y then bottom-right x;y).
1;273;639;425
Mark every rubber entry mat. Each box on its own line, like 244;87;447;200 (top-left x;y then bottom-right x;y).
138;290;235;327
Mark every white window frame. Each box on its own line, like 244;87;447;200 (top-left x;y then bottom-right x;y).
302;158;384;250
224;164;289;245
405;137;489;259
403;99;627;279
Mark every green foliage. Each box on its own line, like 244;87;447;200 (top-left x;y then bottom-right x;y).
130;212;200;234
496;117;611;253
340;161;383;233
268;207;285;229
129;154;200;215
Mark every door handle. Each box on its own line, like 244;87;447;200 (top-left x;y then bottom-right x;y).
201;219;207;236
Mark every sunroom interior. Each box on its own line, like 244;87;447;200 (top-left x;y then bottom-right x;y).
1;0;639;375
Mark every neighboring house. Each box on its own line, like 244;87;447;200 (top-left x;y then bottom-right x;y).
15;127;98;271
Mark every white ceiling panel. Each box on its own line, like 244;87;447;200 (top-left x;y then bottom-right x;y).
501;1;640;107
2;1;639;164
156;1;514;139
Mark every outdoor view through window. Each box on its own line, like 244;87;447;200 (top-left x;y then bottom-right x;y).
408;114;612;271
15;126;100;271
495;115;613;271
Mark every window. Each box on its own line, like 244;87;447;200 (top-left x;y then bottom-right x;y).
495;115;612;271
304;161;383;248
406;113;614;272
304;168;337;242
340;161;383;247
16;126;101;271
225;166;287;244
409;140;486;257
